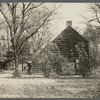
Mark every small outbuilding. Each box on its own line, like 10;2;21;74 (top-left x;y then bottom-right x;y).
0;57;7;70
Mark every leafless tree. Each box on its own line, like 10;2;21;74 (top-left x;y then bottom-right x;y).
82;3;100;67
0;3;59;77
81;3;100;24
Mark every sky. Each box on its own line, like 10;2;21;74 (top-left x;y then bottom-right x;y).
0;3;93;38
49;3;92;35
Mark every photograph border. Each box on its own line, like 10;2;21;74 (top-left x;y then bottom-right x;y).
0;0;99;2
0;0;99;100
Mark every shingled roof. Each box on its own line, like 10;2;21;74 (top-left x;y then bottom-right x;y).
53;26;88;44
34;22;89;57
52;25;89;58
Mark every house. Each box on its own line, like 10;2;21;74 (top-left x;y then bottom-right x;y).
53;21;89;61
30;21;89;76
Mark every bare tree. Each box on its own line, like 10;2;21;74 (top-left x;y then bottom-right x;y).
81;3;100;24
82;3;100;66
0;3;59;78
29;24;53;59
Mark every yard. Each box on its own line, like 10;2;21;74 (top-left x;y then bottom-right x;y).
0;70;99;98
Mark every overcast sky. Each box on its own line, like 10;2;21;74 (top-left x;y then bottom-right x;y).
50;3;92;35
0;3;93;38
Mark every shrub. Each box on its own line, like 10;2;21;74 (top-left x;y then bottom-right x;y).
40;43;69;78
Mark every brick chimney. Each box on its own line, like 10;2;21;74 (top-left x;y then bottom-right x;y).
66;21;72;27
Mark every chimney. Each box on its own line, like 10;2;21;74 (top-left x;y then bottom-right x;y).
66;21;72;27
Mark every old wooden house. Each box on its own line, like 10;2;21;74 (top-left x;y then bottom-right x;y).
30;21;89;76
53;21;89;61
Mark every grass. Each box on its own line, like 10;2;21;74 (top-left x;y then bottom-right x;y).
0;70;99;98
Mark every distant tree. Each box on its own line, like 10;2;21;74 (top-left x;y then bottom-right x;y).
83;23;100;67
29;24;53;60
82;3;100;62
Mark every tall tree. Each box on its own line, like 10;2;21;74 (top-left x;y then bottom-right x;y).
82;3;100;66
0;3;59;77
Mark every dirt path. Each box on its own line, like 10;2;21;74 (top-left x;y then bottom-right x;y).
0;70;99;98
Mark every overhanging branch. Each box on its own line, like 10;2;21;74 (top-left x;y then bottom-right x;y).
18;7;57;54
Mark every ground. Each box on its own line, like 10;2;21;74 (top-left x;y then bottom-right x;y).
0;70;99;98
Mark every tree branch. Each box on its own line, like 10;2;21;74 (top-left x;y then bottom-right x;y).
18;7;57;54
0;8;11;30
24;3;43;15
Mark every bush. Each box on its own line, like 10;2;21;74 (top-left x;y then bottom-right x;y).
40;43;69;78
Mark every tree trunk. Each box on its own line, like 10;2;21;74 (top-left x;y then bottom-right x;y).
74;60;77;75
13;53;21;78
22;58;23;71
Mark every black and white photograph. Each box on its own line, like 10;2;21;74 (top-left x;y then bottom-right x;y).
0;2;99;98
